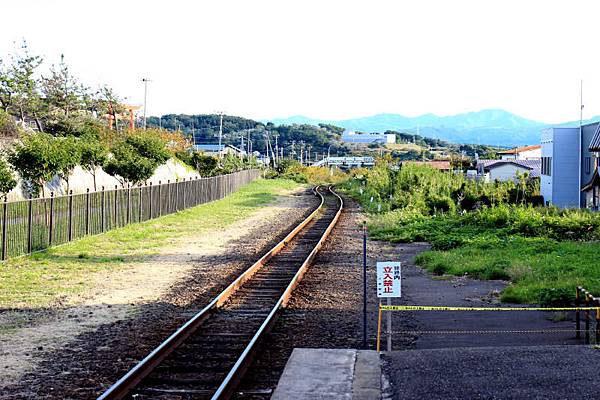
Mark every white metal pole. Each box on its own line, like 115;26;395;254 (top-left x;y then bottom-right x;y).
142;78;149;130
387;297;392;352
218;112;224;159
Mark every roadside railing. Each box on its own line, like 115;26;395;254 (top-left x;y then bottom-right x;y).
576;286;600;344
1;169;261;260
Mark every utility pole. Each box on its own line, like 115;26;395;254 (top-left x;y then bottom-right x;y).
216;111;225;159
274;134;279;163
247;130;251;156
142;78;151;130
579;80;584;207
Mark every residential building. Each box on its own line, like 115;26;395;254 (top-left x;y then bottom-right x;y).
540;122;598;208
476;159;540;182
341;130;396;144
498;144;541;160
193;144;245;157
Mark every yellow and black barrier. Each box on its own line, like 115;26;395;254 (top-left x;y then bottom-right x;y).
380;305;599;312
376;289;600;352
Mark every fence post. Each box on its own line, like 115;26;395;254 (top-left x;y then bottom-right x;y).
49;192;54;246
114;185;118;228
27;196;33;253
576;287;581;339
101;186;106;232
68;190;74;242
167;180;171;213
595;299;600;344
139;186;143;222
85;188;90;236
1;196;7;260
149;182;153;219
126;185;131;224
586;293;591;344
158;181;162;217
175;178;179;212
182;178;187;209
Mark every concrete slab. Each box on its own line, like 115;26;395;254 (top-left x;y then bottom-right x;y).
272;348;381;400
352;350;381;400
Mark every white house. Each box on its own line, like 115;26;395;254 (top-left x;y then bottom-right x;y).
498;145;541;160
341;130;396;144
476;159;540;182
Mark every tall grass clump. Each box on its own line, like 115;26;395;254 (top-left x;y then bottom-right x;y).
345;157;600;304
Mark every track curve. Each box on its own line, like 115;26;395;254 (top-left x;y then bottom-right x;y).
98;186;343;400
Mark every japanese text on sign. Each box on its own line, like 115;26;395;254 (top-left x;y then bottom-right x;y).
377;261;401;298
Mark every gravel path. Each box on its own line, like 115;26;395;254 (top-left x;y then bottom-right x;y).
384;345;600;400
1;188;318;400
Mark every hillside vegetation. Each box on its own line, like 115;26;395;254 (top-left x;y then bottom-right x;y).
0;42;258;199
344;160;600;305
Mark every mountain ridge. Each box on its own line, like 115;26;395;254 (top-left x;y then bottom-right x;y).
265;109;600;146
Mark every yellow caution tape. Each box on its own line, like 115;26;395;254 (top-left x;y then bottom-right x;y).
380;305;598;312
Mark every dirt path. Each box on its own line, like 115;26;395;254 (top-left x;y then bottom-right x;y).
1;187;318;399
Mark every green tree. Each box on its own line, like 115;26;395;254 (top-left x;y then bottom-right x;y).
104;135;170;186
192;153;218;176
0;41;44;130
80;136;108;191
0;109;18;137
41;54;88;118
55;136;82;193
8;133;63;197
0;158;17;197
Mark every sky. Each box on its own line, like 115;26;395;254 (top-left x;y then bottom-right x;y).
1;0;600;124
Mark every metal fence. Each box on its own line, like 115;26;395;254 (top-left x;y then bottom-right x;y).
1;169;261;260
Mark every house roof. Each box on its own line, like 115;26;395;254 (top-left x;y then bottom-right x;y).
589;124;600;151
497;144;541;154
477;159;541;177
582;169;600;192
404;160;451;170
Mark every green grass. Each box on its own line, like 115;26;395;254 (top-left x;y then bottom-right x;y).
414;236;600;304
344;162;600;305
0;178;300;309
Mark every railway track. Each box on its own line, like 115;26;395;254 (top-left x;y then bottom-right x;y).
98;186;343;400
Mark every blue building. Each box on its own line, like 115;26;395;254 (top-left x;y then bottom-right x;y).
541;122;599;208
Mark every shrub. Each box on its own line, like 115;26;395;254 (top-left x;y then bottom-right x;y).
538;288;574;307
104;135;170;186
8;132;64;197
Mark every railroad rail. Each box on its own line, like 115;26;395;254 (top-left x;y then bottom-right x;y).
98;186;343;400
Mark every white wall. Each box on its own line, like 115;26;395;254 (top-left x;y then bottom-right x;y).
7;158;200;201
517;148;541;160
488;163;531;181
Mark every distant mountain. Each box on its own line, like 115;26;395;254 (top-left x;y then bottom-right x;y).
266;109;600;146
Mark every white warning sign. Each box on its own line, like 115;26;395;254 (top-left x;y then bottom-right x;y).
377;261;401;298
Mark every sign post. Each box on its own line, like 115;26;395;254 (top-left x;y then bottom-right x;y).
362;223;368;349
377;261;401;352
